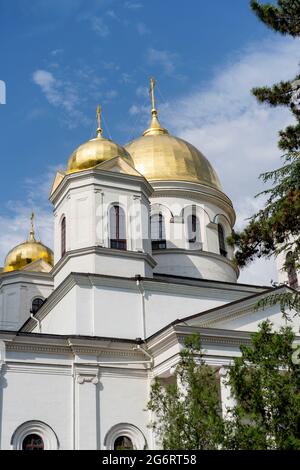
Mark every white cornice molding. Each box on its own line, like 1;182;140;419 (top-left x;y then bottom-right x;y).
50;168;153;206
184;286;292;328
20;271;268;333
150;181;235;225
51;246;157;278
0;270;53;287
152;248;239;276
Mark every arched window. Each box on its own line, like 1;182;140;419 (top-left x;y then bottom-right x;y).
218;223;227;257
11;420;59;450
61;217;66;258
187;212;200;244
104;423;147;450
31;298;44;315
151;213;166;250
286;252;298;289
22;434;44;451
110;205;127;250
114;436;133;450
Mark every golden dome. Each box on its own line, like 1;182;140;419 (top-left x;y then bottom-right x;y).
3;216;54;273
67;106;134;173
125;79;222;191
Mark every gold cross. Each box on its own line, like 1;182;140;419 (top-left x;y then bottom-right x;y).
149;77;157;111
96;105;102;137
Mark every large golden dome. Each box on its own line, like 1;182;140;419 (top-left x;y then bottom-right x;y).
67;107;134;173
3;218;54;273
125;82;221;190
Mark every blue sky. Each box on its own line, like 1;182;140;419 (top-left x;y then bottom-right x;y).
0;0;299;284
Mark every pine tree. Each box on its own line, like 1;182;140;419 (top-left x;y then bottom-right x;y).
224;321;300;450
147;335;224;450
229;1;300;310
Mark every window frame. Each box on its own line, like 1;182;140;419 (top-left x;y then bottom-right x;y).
109;204;127;251
151;213;166;250
61;216;66;258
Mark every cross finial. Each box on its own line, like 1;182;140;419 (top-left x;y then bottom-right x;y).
29;212;36;241
96;105;102;137
149;77;157;114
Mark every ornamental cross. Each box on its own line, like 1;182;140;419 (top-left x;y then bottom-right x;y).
96;104;102;136
149;77;157;111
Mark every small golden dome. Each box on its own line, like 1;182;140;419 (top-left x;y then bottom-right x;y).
3;215;54;273
125;79;222;190
67;106;134;173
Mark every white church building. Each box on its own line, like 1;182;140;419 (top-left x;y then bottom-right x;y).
0;83;299;450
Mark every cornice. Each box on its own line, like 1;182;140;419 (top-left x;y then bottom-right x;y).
0;270;54;287
150;181;235;225
152;248;239;276
50;168;153;206
51;246;157;278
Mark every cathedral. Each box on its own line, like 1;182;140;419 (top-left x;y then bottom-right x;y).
0;81;299;450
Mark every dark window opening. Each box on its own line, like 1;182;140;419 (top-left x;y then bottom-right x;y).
114;436;133;450
187;212;199;243
110;205;127;250
22;434;44;451
61;217;66;258
151;213;166;250
31;298;44;315
218;223;227;257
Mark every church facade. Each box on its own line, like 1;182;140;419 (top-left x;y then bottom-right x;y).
0;85;299;450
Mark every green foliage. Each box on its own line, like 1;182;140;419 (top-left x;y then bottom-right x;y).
148;326;300;450
224;321;300;449
147;334;223;450
256;290;300;316
228;151;300;273
250;0;300;37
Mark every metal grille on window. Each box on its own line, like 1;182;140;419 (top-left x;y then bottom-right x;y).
114;436;133;450
22;434;44;451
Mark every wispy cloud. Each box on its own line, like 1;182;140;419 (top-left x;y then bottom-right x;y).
124;1;143;10
90;16;110;37
0;165;62;266
136;22;150;36
32;69;89;128
161;37;300;284
147;48;178;75
32;61;110;129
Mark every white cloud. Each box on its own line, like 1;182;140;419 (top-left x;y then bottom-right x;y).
0;165;62;267
104;89;118;100
91;16;110;37
160;37;300;285
33;69;78;113
136;22;150;36
32;66;102;129
147;48;178;75
124;1;143;9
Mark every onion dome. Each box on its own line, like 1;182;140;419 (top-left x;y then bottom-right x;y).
67;105;134;173
3;214;54;273
125;79;222;191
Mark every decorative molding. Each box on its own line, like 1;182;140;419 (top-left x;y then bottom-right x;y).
104;423;147;450
11;420;59;450
76;374;99;385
